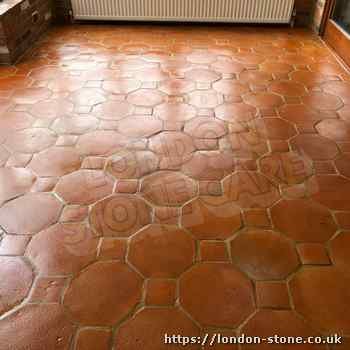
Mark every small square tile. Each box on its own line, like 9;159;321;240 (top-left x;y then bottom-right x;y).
244;209;271;228
200;241;229;262
0;235;31;255
115;180;139;194
98;238;127;260
256;281;290;309
145;279;176;306
297;243;331;265
29;277;67;303
199;181;222;196
281;183;307;199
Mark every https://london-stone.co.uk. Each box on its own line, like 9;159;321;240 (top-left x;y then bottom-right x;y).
164;333;343;347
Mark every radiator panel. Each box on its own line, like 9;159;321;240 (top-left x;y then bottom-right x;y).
71;0;295;23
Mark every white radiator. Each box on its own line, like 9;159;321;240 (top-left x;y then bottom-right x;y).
71;0;295;24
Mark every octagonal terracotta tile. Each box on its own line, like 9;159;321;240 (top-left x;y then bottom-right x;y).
159;79;196;95
239;70;273;84
260;62;293;74
335;154;350;178
260;152;313;184
302;93;343;111
76;130;131;156
89;194;152;237
0;193;63;234
102;79;141;94
215;103;257;123
241;310;326;350
222;130;268;159
0;167;36;205
118;116;163;138
185;68;220;83
269;81;306;97
243;93;283;109
47;75;85;92
188;90;223;109
290;267;350;334
149;132;195;168
116;308;200;350
55;170;114;205
213;80;249;96
0;257;33;315
308;175;350;211
182;151;235;180
211;60;245;74
0;304;74;350
154;102;196;122
75;329;111;350
29;99;74;119
127;89;164;107
329;232;350;276
92;100;135;120
128;225;195;277
271;199;336;242
26;223;98;275
180;263;254;327
184;117;227;139
106;150;159;179
12;87;52;104
51;115;99;135
230;229;299;280
322;81;350;104
290;134;339;160
70;88;106;106
141;171;197;206
291;70;328;87
182;196;242;240
64;261;142;326
134;68;169;82
316;119;350;142
251;118;296;140
5;128;57;154
0;111;34;132
29;147;81;177
223;171;280;208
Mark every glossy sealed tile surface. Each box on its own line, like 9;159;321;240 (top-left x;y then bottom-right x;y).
0;23;350;349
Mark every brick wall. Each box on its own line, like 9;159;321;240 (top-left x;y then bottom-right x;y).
0;0;52;64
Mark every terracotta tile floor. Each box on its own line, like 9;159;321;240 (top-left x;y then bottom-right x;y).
0;23;350;349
